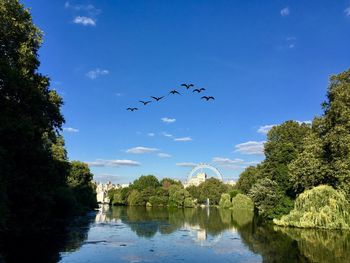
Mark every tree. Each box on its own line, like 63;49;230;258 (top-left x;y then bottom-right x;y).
289;132;331;194
274;185;350;229
261;121;311;195
127;190;144;206
198;178;228;205
0;0;68;230
160;178;182;189
236;166;261;194
248;178;293;219
289;69;350;200
131;175;160;191
68;161;97;210
68;161;93;188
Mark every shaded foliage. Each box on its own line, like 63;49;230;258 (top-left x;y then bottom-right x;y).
274;185;350;229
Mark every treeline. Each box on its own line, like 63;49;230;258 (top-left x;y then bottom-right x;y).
235;68;350;228
108;175;234;207
0;0;96;234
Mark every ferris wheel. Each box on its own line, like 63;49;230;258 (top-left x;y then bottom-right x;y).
187;163;223;182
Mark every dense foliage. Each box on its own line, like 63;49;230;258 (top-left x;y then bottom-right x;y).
109;175;232;207
235;68;350;227
0;0;96;233
274;185;350;229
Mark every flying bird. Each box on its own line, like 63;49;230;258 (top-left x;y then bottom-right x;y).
169;90;181;95
139;100;152;105
151;96;164;101
127;107;138;111
201;96;215;101
193;88;206;93
181;83;194;89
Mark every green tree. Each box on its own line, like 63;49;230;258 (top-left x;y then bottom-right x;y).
127;190;144;206
290;69;350;200
160;177;182;189
236;166;261;194
68;161;93;188
198;178;228;205
131;175;160;191
0;0;69;230
249;178;293;219
261;121;311;196
168;185;192;207
68;161;97;210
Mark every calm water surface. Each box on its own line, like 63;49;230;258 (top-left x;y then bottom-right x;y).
57;205;350;263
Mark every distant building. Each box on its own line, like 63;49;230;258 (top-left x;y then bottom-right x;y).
96;181;115;203
226;180;236;186
184;172;207;188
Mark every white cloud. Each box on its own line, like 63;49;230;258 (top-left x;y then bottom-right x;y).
147;133;155;137
212;157;245;170
161;117;176;124
257;124;276;134
345;7;350;16
158;153;172;158
65;2;100;15
161;132;173;138
174;137;193;142
87;159;140;167
86;68;109;79
212;157;244;165
73;16;96;26
176;162;197;167
63;127;79;133
235;141;265;155
93;173;121;183
280;7;290;16
245;160;261;166
126;146;159;154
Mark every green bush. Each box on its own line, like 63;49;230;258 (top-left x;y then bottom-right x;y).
184;197;196;208
127;190;144;206
149;196;168;207
274;185;350;229
231;194;254;211
219;193;232;208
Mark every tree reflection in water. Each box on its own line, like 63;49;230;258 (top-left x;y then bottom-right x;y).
99;206;350;263
0;212;95;263
2;206;349;263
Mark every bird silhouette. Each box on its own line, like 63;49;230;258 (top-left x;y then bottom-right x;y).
201;96;215;101
151;96;164;101
181;83;194;89
139;100;152;105
193;88;206;93
127;107;138;111
169;90;181;95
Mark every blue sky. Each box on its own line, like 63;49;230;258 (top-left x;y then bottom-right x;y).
23;0;350;184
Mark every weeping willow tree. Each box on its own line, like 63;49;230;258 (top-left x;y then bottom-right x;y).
274;185;350;229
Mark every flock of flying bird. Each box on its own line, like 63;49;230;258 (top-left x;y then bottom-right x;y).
126;83;215;111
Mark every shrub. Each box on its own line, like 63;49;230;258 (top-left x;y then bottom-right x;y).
219;193;232;208
127;190;144;206
184;197;196;208
274;185;350;229
231;194;254;211
248;178;284;219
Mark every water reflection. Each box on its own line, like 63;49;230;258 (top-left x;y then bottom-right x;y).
92;206;350;263
1;206;350;262
0;212;95;263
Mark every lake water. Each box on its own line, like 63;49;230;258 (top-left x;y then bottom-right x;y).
56;205;350;263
